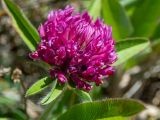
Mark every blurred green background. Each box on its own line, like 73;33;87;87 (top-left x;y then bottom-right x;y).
0;0;160;120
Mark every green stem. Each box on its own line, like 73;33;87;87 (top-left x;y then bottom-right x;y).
39;100;56;120
19;78;29;120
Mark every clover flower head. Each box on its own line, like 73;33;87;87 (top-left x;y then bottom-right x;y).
30;6;117;91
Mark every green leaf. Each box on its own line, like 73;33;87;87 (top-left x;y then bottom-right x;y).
40;79;57;104
39;90;71;120
2;0;40;51
152;24;160;40
57;98;145;120
41;82;63;105
0;118;9;120
74;89;92;102
102;0;133;40
114;37;150;66
120;0;138;7
98;116;129;120
25;77;52;97
88;0;101;20
50;89;74;119
131;0;160;37
11;109;27;120
0;96;16;105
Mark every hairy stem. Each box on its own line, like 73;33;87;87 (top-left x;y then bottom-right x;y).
39;100;56;120
19;79;29;119
39;84;69;120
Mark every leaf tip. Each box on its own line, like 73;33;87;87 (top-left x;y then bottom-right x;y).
25;90;30;97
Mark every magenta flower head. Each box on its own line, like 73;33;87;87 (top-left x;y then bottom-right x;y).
30;6;117;91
